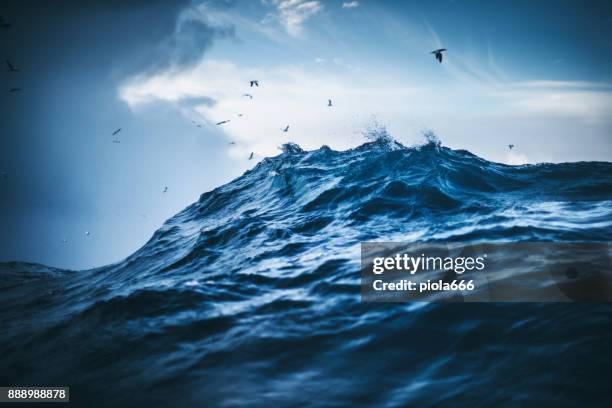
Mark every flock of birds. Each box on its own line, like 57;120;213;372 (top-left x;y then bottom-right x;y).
203;48;515;157
211;78;334;160
0;35;518;244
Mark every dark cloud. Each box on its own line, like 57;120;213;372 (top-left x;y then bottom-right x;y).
0;1;236;266
141;16;236;75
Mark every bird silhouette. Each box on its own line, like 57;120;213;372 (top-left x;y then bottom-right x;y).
248;152;254;160
282;125;289;132
508;144;515;150
430;48;447;63
328;99;333;107
249;80;259;87
216;120;230;126
163;186;168;193
242;93;253;99
228;142;236;145
6;60;19;72
112;128;121;136
8;88;21;92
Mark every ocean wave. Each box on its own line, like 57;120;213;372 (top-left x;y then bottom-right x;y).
1;134;611;406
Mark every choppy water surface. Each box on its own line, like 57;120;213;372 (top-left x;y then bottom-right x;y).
2;138;612;407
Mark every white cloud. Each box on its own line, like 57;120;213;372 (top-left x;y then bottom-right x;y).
505;151;529;165
265;0;323;36
117;12;612;165
342;1;360;9
119;54;612;164
119;58;426;158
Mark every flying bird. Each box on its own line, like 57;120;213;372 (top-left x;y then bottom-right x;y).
228;141;236;145
282;125;289;132
61;238;68;244
8;88;21;92
242;93;253;99
6;60;19;72
216;120;230;126
328;99;333;107
163;186;168;193
85;231;90;236
112;128;121;136
430;48;447;63
248;152;254;160
508;144;514;150
237;114;243;117
249;80;259;87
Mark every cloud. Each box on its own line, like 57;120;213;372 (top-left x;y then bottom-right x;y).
118;8;612;165
342;1;359;9
143;11;235;74
119;58;425;157
265;0;323;36
505;152;529;165
422;21;612;123
176;95;217;108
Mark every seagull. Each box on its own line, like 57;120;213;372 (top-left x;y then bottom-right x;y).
112;128;121;136
237;114;243;117
328;99;333;107
216;120;230;126
508;144;514;150
282;125;289;132
163;186;168;193
8;88;21;92
6;60;19;72
228;141;236;145
430;48;447;63
85;231;90;237
248;152;254;160
112;138;120;144
250;80;259;87
242;93;253;99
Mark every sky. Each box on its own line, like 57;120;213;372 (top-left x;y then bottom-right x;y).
1;0;611;269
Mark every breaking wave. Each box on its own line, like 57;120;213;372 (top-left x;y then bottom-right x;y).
1;133;611;407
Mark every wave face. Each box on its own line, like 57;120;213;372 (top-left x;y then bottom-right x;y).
2;138;612;407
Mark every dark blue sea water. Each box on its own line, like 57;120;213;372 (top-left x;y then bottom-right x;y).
2;137;612;407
